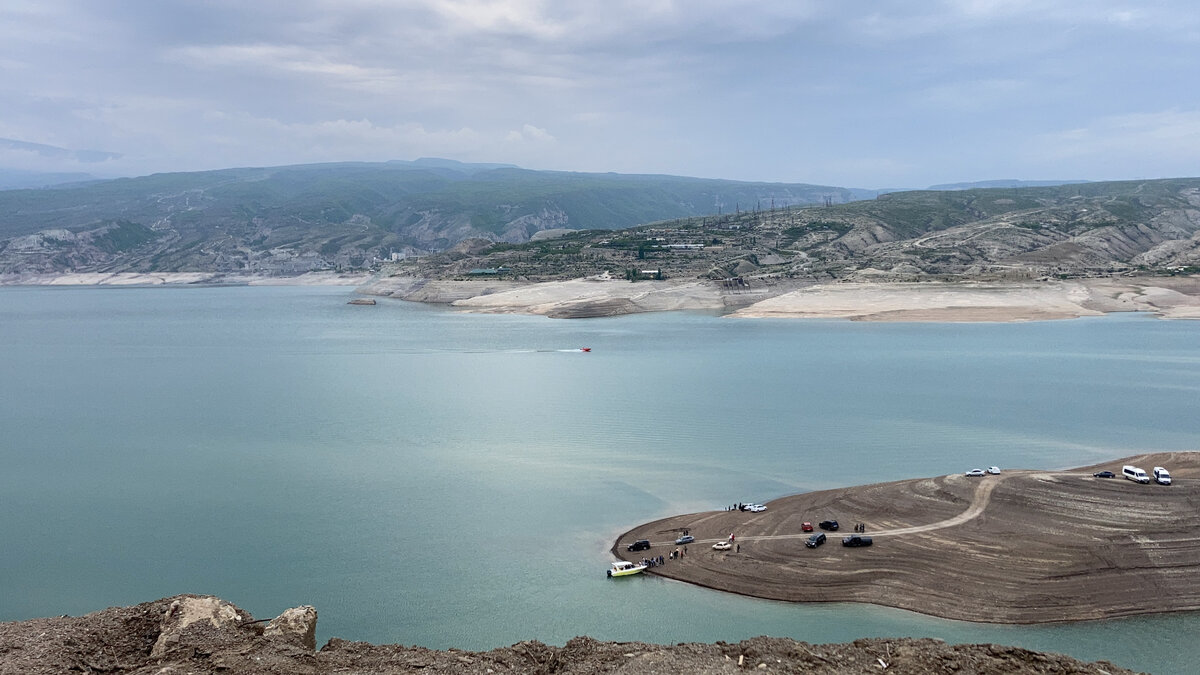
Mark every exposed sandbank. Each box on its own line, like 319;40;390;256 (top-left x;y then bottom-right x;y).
614;452;1200;624
360;275;1200;321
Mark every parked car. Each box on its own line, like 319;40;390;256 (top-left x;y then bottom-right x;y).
712;541;732;551
675;534;695;545
1093;470;1116;478
801;522;814;532
1154;467;1172;485
748;504;767;512
627;539;651;552
1122;465;1150;484
818;520;839;531
805;533;826;548
842;535;873;547
987;466;1001;475
965;469;986;477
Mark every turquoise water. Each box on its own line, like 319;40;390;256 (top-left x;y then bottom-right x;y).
2;285;1198;673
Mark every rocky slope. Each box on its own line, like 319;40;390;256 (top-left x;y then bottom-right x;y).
386;178;1200;284
0;595;1138;674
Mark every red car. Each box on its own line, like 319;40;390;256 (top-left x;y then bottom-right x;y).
801;522;813;532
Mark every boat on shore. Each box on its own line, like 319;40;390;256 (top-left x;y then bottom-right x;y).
607;560;648;578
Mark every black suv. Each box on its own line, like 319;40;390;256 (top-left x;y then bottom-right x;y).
627;539;651;552
842;535;873;547
805;533;826;548
818;520;839;531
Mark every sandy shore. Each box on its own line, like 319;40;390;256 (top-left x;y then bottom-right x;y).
614;452;1200;624
360;275;1200;321
0;271;372;286
9;272;1200;321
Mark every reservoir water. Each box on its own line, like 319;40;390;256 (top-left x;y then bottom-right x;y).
2;285;1198;673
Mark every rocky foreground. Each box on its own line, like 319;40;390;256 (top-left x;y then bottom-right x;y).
0;595;1138;674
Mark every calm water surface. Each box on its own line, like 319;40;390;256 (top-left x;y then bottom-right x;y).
2;285;1198;673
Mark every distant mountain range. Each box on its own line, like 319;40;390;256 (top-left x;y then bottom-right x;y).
926;179;1090;191
0;161;868;275
0;158;1195;281
0;169;98;190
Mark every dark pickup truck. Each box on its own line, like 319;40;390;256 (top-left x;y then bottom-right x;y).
842;535;873;547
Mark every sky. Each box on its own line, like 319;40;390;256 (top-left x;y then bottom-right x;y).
2;0;1199;188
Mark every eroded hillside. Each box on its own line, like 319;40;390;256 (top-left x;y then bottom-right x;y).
392;179;1200;283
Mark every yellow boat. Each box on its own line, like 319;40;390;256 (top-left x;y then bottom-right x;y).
607;560;648;578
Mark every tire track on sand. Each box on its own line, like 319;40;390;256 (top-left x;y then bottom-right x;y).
661;472;1017;547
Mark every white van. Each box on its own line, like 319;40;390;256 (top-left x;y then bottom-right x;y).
1153;467;1172;485
1122;465;1150;484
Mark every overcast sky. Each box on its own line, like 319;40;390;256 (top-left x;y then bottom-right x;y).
2;0;1199;188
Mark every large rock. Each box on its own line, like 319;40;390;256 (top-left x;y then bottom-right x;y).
150;595;246;658
265;605;318;651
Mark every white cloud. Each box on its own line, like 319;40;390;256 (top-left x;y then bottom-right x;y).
1030;109;1200;177
505;124;556;143
3;1;1200;186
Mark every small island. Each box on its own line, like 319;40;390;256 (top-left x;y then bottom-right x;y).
614;452;1200;624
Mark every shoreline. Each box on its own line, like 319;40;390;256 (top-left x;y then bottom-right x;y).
612;452;1200;625
6;272;1200;322
0;271;372;287
360;275;1200;322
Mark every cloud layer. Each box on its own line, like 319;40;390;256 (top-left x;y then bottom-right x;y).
2;0;1198;187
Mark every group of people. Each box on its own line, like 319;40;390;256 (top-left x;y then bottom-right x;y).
852;522;867;533
640;555;666;567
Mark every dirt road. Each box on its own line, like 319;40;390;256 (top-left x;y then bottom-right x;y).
614;453;1200;623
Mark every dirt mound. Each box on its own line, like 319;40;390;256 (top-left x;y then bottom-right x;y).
0;596;1138;674
615;452;1200;623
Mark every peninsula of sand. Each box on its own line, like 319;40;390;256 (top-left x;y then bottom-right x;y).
360;275;1200;321
613;452;1200;624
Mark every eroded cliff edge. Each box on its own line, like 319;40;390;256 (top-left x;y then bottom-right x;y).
0;595;1138;674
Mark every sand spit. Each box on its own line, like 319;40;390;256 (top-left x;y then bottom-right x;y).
615;452;1200;624
359;275;752;317
362;275;1200;321
0;272;372;287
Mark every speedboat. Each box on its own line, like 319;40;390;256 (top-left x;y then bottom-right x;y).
607;560;648;578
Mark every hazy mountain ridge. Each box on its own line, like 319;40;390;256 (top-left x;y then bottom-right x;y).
926;179;1090;190
0;162;860;275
